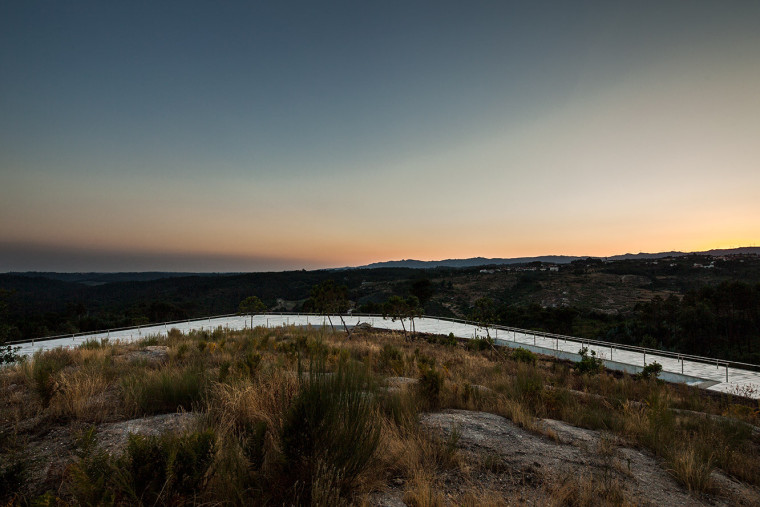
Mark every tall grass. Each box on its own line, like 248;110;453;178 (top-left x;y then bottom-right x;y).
5;325;760;505
26;348;74;405
121;365;207;416
280;358;381;502
66;426;216;506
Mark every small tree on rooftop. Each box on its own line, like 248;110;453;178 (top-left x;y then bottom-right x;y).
472;296;496;339
239;296;266;328
311;280;352;337
383;295;421;340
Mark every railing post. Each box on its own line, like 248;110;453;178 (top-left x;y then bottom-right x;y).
725;364;728;382
643;352;646;366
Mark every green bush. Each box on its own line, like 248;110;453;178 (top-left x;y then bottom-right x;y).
239;351;261;377
280;359;381;503
643;388;675;450
164;430;216;497
636;361;663;381
466;336;494;352
424;333;457;347
66;427;116;506
67;427;216;506
378;344;403;373
417;363;444;409
576;347;604;375
80;338;108;350
414;349;436;369
0;344;20;365
241;420;268;471
380;390;418;429
511;347;537;364
122;366;206;415
218;360;231;383
511;364;544;405
137;335;161;347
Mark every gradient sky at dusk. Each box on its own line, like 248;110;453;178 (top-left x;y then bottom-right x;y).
1;1;759;272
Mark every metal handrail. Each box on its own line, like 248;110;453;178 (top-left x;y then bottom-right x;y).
7;310;759;372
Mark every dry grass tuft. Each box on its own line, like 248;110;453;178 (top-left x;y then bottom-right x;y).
403;472;446;507
48;367;113;422
667;446;714;493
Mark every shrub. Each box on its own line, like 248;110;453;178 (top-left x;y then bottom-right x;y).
511;347;536;364
417;364;444;409
137;335;160;347
118;430;215;504
280;359;381;503
636;361;662;381
121;366;206;415
241;421;268;470
667;445;714;493
67;427;216;506
0;344;20;365
380;390;418;429
414;349;436;369
218;360;231;383
165;430;216;497
466;336;493;352
378;344;403;374
29;348;74;405
642;388;675;450
80;338;108;350
576;347;603;375
511;363;544;406
239;351;261;377
66;427;116;506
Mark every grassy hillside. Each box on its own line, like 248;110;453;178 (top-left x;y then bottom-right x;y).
2;326;759;505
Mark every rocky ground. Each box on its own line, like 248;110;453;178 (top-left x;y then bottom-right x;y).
373;409;760;506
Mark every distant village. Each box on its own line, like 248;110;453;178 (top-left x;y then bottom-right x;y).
476;252;758;275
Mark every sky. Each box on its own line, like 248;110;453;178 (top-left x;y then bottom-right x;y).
1;1;759;272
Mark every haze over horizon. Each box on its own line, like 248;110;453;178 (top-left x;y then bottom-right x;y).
2;1;759;272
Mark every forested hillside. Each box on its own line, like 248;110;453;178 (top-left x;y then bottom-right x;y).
2;254;760;363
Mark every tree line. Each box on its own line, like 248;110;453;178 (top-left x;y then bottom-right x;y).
469;281;760;364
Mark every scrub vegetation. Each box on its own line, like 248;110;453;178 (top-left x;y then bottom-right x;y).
1;325;759;505
3;253;760;363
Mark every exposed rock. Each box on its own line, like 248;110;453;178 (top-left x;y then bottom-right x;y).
420;409;760;506
95;411;200;455
11;412;200;499
120;345;170;364
384;377;418;393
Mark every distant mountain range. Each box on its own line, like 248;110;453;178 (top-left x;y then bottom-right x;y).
353;247;760;270
7;248;760;278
